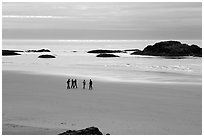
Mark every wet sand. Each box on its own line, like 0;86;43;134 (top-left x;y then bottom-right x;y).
2;70;202;135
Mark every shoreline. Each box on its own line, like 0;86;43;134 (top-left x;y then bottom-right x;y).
3;123;66;135
3;70;202;135
2;69;201;85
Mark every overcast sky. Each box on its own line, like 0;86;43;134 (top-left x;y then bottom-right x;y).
2;2;202;40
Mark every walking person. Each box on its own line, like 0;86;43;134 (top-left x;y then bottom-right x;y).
66;79;70;89
89;79;93;90
74;79;78;88
71;79;74;88
82;80;86;89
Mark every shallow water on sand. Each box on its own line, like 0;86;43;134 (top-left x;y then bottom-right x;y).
2;39;202;84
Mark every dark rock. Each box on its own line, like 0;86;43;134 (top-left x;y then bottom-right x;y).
58;126;103;135
4;50;24;52
26;49;51;52
106;133;110;135
88;49;126;54
96;53;120;58
189;44;202;57
38;54;56;58
124;49;141;52
131;41;202;57
2;50;23;56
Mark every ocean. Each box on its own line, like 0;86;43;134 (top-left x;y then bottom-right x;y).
2;39;202;84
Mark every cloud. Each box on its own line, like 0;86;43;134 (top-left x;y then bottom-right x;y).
3;15;66;19
2;2;202;40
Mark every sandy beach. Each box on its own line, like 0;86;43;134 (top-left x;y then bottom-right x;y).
2;70;202;135
2;2;202;135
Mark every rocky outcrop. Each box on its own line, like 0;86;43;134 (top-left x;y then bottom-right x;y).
124;49;142;52
26;49;51;52
88;49;126;54
58;127;103;135
96;53;120;58
131;41;202;57
38;54;56;58
2;50;23;56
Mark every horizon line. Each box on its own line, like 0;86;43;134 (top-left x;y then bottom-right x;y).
2;39;202;41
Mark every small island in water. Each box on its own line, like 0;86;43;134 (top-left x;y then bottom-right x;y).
87;40;202;59
2;50;23;56
2;41;202;59
131;41;202;57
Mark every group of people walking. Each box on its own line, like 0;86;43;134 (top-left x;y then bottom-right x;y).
66;79;93;90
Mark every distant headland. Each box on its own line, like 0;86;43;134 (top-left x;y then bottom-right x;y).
87;40;202;58
130;40;202;57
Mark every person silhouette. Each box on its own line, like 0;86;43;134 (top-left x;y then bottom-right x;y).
71;79;74;88
82;80;86;89
89;79;93;90
74;79;78;88
66;79;70;89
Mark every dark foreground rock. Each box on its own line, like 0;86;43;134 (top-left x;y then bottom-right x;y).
88;49;126;54
38;55;56;58
2;50;23;56
58;127;103;135
26;49;51;52
131;41;202;57
96;53;120;58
